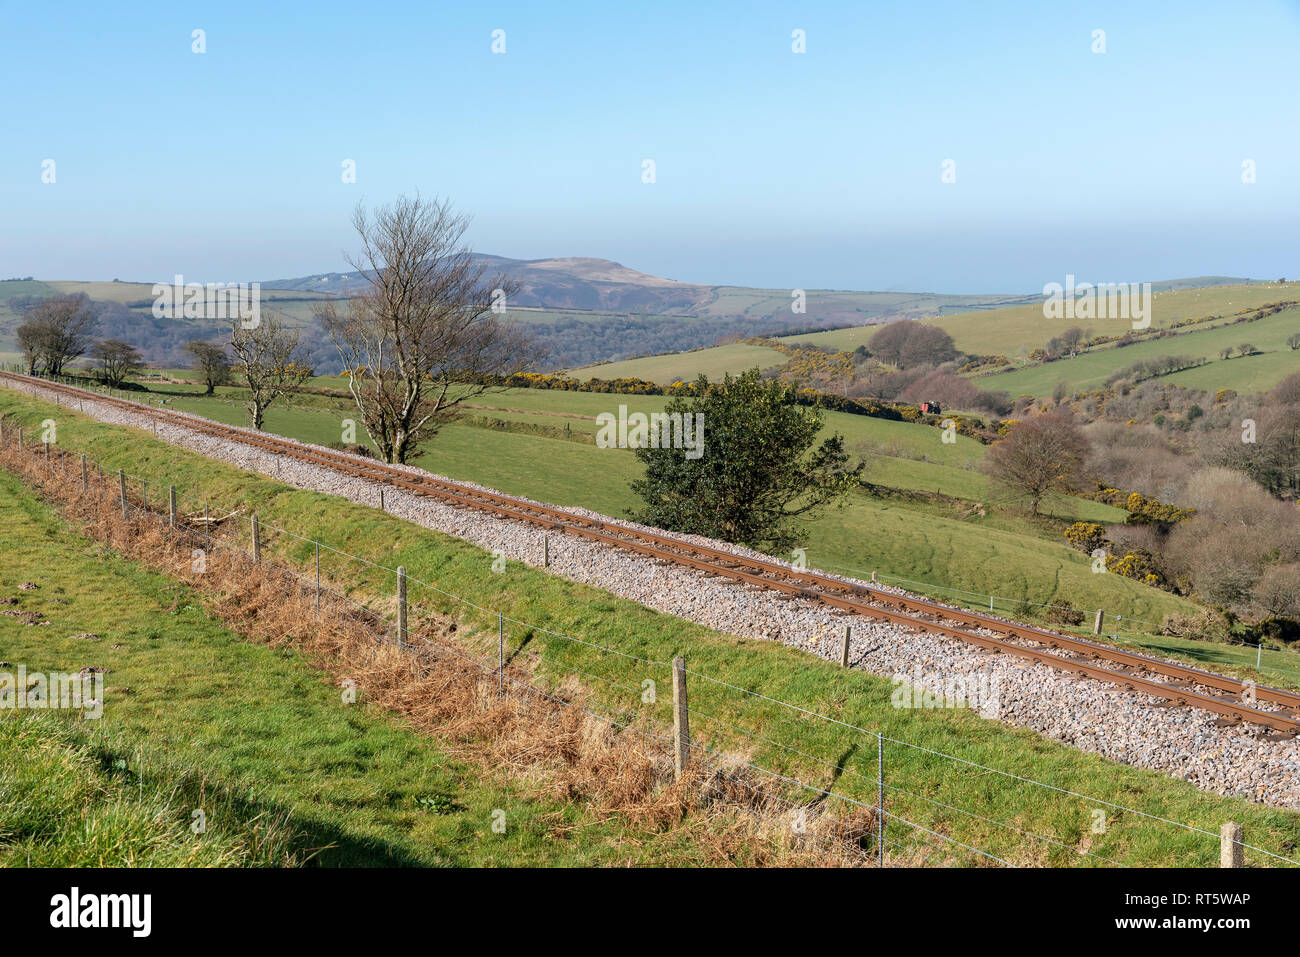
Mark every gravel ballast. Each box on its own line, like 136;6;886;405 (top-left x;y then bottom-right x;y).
9;376;1300;811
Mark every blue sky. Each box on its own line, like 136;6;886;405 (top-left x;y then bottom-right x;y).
2;0;1297;292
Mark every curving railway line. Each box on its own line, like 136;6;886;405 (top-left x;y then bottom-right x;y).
4;369;1300;735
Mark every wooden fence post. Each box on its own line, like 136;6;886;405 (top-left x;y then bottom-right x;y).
396;566;407;645
314;541;320;615
1220;822;1244;868
672;657;690;780
841;624;852;667
168;486;176;528
252;514;261;563
81;454;87;492
498;612;504;695
1094;609;1104;635
118;470;127;519
543;535;550;568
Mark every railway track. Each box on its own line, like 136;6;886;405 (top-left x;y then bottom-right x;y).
6;369;1300;734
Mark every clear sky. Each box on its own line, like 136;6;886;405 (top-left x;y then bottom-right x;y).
2;0;1297;292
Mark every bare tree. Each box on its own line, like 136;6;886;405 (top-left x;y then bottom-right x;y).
185;340;232;395
983;411;1090;515
16;295;96;375
16;322;41;375
228;312;312;429
317;194;541;464
90;339;145;387
866;321;959;369
1251;564;1300;622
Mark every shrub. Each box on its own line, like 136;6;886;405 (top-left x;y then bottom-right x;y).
1105;548;1165;586
1064;522;1108;554
1045;600;1086;627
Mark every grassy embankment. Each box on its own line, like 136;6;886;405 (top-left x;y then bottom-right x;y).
130;376;1195;636
2;387;1298;866
0;466;861;867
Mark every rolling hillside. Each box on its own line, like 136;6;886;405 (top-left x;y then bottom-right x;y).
3;273;1284;380
778;280;1290;357
976;302;1300;398
570;342;788;382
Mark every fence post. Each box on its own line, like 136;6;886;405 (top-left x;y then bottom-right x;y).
168;486;176;528
97;463;102;497
43;441;49;468
17;428;22;450
118;470;127;519
396;565;407;645
543;535;549;568
1220;822;1243;867
1257;643;1263;669
380;487;385;512
81;454;87;492
1093;609;1104;635
840;624;851;667
314;541;320;615
498;612;504;695
672;656;690;780
252;514;261;564
870;570;877;584
877;732;885;867
204;503;209;549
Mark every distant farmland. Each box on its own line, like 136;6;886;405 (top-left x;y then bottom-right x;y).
569;342;787;382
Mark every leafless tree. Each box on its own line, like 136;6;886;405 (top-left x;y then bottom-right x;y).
16;295;96;375
317;194;541;464
1251;564;1300;622
228;312;312;430
866;321;959;369
983;411;1090;515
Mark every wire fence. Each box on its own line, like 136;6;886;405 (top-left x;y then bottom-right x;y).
1;379;1298;868
22;370;1300;674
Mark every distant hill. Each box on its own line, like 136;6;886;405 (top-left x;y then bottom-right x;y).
261;256;709;313
0;268;1273;375
260;256;1046;323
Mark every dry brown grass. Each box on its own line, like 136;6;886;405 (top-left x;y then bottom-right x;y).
0;434;876;866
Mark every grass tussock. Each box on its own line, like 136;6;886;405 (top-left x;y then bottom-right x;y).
0;436;877;866
0;714;304;867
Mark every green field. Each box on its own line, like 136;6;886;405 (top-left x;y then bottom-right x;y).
975;304;1300;398
3;388;1298;866
0;470;666;866
934;281;1300;358
778;281;1300;363
570;342;787;382
40;376;1181;633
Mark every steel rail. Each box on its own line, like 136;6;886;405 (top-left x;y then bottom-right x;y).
5;370;1297;732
